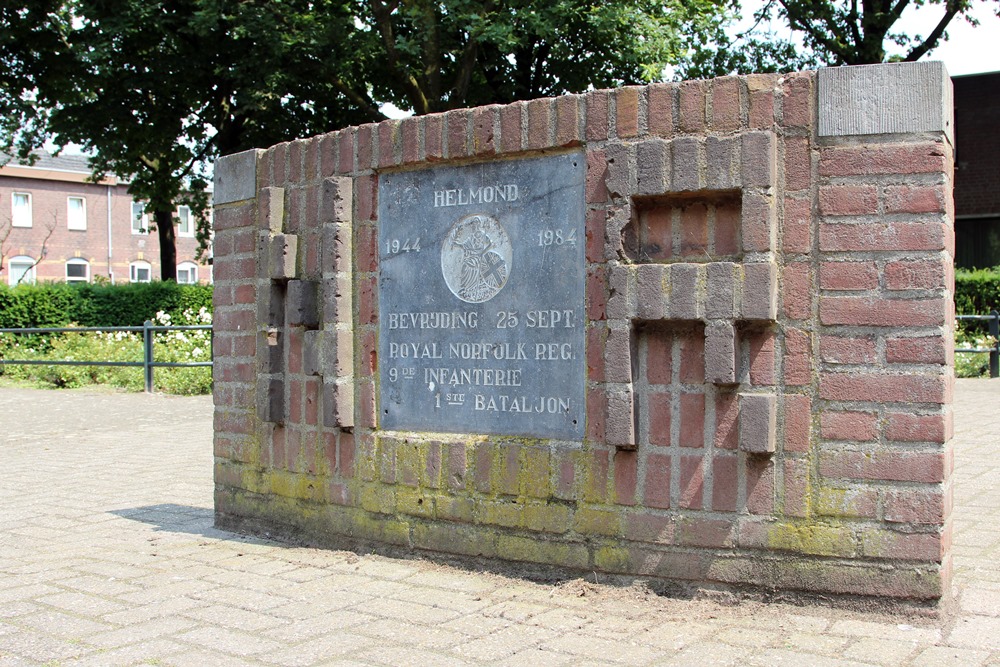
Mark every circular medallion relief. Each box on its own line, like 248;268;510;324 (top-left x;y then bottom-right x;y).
441;213;513;303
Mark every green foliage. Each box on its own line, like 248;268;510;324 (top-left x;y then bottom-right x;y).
0;307;212;394
0;282;212;329
955;267;1000;316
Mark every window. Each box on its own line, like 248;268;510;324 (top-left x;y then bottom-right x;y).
67;196;87;230
176;261;198;284
130;260;152;283
12;192;31;228
66;258;90;283
7;256;35;286
131;202;148;234
177;205;194;237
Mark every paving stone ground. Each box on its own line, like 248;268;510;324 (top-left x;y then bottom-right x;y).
0;379;998;666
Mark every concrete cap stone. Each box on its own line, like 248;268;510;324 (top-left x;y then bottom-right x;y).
214;149;263;204
818;62;954;145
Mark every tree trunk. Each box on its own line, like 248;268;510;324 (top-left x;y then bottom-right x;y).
154;208;177;282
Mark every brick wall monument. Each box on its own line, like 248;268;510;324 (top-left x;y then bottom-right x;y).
212;62;955;601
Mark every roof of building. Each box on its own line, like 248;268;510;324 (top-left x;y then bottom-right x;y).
2;150;95;175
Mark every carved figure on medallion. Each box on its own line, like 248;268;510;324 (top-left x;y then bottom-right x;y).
441;214;513;303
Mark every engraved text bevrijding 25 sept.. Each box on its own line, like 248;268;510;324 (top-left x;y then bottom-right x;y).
377;153;586;439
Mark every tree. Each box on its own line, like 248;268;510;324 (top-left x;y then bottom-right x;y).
2;1;736;280
721;0;1000;72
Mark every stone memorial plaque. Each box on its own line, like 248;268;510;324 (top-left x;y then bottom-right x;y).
378;152;586;439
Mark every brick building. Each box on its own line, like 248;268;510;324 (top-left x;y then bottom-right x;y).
954;70;1000;269
0;151;211;285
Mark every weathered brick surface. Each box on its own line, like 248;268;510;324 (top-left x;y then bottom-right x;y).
214;66;955;602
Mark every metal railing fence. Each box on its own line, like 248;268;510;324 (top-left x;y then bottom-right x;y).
0;321;212;392
956;310;999;379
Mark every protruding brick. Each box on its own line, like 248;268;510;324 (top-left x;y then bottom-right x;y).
741;132;775;188
739;393;777;454
322;177;352;224
671;136;702;192
741;262;777;321
741;191;775;252
605;142;634;199
705;321;736;385
269;234;298;279
606;388;636;449
636;139;670;195
706;262;738;319
323;379;354;429
605;264;631;320
667;263;703;320
258;187;285;233
604;326;634;383
706;136;738;190
636;264;666;319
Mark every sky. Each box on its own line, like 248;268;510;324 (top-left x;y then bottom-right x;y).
733;0;1000;76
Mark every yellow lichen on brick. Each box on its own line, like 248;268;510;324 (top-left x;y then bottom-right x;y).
497;535;589;569
519;446;551;498
522;503;573;534
396;487;434;517
594;545;631;572
573;507;622;537
768;521;856;558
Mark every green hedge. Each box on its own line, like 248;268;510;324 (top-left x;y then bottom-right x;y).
0;282;213;329
955;267;1000;316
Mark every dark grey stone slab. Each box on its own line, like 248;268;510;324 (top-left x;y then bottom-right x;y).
378;152;586;440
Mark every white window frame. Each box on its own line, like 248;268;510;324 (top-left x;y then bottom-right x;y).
66;258;90;283
176;261;198;284
12;192;32;228
67;196;87;231
8;255;36;286
129;260;152;283
177;205;194;237
131;202;148;234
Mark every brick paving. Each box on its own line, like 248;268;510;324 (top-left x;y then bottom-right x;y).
0;379;998;666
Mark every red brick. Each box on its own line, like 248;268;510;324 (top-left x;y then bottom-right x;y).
424;113;444;159
555;95;581;146
746;459;775;514
401;117;420;164
586;266;607;321
319;133;338;177
862;530;943;562
819;221;946;252
679;80;706;133
748;331;776;386
820;261;878;291
886;336;947;365
677;517;734;548
625;513;675;544
288;139;304;184
679;333;705;384
819;450;944;483
783;394;811;453
886;411;951;443
884;185;948;214
679;456;704;509
614;450;638;505
499;444;521;496
784;137;810;192
649;392;671;446
819;185;878;216
819;142;949;177
446;109;470;158
586;90;610;141
472;105;497;156
821;411;878;442
586;388;607;441
820;296;946;327
586;208;605;263
337;130;354;173
646;331;672;384
710;76;741;132
821;336;877;365
586;150;609;203
586;326;606;383
784;328;811;386
527;98;551;150
356;124;373;171
615;86;640;138
885;259;947;290
747;74;777;129
883;489;946;524
780;72;812;129
339;432;355;478
680;203;709;257
358;275;377;325
304;378;319;426
644;453;672;509
474;442;493;493
647;83;674;137
679;393;705;448
711;392;737;450
782;261;812;321
354;174;376;222
741;192;774;253
554;450;576;500
715;199;741;256
782;197;812;254
642;206;673;260
783;459;809;518
378;119;399;168
586;448;611;503
712;456;739;511
820;373;948;404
